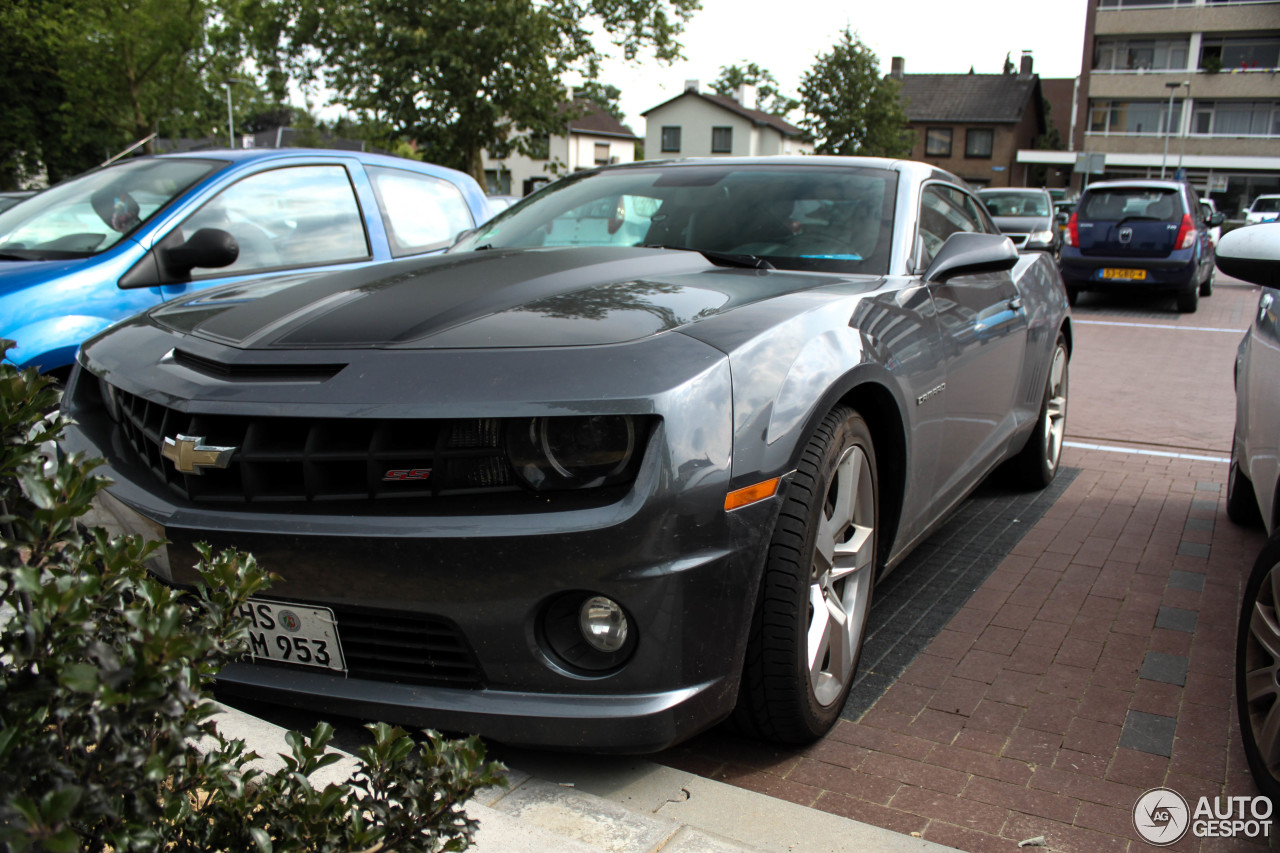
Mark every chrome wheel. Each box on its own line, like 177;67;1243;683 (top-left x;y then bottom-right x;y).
1043;343;1068;474
807;444;876;706
1241;533;1280;800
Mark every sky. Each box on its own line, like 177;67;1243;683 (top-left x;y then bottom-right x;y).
583;0;1091;129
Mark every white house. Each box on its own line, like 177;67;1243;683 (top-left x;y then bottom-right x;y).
641;82;812;159
481;100;640;197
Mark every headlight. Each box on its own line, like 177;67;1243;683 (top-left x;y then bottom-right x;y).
1029;229;1055;244
508;415;638;490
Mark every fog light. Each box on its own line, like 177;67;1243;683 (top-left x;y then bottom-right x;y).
579;596;628;652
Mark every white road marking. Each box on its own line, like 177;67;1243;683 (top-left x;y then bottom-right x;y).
1074;319;1243;334
1064;440;1229;464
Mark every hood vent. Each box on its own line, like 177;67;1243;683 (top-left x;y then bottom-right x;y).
172;349;345;382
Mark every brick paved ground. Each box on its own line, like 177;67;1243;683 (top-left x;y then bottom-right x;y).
655;280;1271;852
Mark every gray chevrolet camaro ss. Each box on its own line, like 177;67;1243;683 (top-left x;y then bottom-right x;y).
61;157;1071;752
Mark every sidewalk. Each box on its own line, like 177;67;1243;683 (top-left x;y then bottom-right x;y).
211;703;958;853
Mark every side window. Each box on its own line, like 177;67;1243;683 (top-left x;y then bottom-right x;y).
962;193;1000;234
182;165;369;277
368;166;476;257
917;184;981;268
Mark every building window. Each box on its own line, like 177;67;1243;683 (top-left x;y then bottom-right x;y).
1200;36;1280;72
711;126;733;153
1088;100;1184;135
594;142;611;165
1192;101;1280;137
528;133;550;160
924;128;953;157
484;169;512;195
965;129;993;158
1093;38;1189;71
661;126;681;153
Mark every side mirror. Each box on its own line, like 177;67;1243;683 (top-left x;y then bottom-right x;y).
163;228;239;274
923;232;1019;283
1056;212;1070;225
118;227;239;289
1209;212;1225;227
1216;223;1280;287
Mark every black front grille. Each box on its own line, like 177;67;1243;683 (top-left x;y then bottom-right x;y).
248;604;485;688
111;386;519;504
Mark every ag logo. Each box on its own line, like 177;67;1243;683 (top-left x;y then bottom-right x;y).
1133;787;1189;846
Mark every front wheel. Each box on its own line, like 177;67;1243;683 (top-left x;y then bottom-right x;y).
1237;531;1280;802
1012;334;1069;489
733;406;878;744
1200;265;1215;297
1177;283;1199;313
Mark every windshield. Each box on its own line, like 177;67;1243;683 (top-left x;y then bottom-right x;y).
0;157;223;260
978;191;1050;217
1253;197;1280;213
456;164;898;274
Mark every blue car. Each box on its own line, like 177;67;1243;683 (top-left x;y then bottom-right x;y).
1059;178;1223;314
0;149;489;376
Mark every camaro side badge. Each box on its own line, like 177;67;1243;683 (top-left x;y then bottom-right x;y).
162;434;236;475
917;383;946;406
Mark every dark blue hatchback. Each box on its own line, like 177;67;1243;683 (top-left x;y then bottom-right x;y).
1059;179;1222;313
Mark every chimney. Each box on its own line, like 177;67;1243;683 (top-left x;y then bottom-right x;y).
890;56;905;80
684;79;700;93
735;83;757;107
1020;51;1033;77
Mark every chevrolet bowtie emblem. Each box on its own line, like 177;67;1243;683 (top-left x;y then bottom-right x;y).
161;434;236;475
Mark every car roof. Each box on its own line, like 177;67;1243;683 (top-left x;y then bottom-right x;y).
1082;179;1187;193
977;187;1048;194
587;155;968;188
141;147;474;181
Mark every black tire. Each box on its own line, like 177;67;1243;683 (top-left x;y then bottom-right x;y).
733;406;878;744
1177;283;1199;313
1237;529;1280;802
1012;333;1069;490
1227;453;1263;527
1200;265;1215;297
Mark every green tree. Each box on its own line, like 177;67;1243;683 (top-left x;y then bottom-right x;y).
798;29;913;158
575;82;627;122
256;0;699;181
711;62;800;119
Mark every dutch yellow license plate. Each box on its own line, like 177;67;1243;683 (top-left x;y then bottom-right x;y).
1102;268;1147;280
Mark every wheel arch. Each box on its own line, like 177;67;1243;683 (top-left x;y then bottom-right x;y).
837;381;907;573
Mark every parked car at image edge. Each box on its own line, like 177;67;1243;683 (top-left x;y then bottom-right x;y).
61;156;1071;752
1244;194;1280;226
1059;178;1223;313
0;148;490;377
0;191;35;213
976;187;1062;257
1222;222;1280;801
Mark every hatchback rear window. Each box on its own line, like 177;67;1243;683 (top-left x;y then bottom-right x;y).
1080;188;1181;222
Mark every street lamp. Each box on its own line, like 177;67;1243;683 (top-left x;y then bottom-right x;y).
223;79;245;148
1160;80;1189;179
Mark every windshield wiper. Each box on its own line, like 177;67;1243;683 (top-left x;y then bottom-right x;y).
644;244;774;270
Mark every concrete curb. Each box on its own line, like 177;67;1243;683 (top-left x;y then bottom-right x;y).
210;703;959;853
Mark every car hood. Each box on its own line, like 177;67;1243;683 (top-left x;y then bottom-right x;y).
147;246;870;350
991;215;1051;233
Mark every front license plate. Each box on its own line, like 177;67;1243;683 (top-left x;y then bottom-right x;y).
1101;268;1147;280
240;598;347;673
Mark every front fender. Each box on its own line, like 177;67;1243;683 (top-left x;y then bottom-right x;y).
2;315;121;373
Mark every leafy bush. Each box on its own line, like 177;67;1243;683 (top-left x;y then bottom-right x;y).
0;349;504;852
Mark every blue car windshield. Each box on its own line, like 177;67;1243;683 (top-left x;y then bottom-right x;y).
0;158;223;260
457;164;898;275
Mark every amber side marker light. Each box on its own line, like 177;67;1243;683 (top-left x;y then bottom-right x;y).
724;477;780;511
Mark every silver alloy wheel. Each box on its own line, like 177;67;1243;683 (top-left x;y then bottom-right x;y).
807;444;875;706
1244;559;1280;779
1043;343;1068;472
